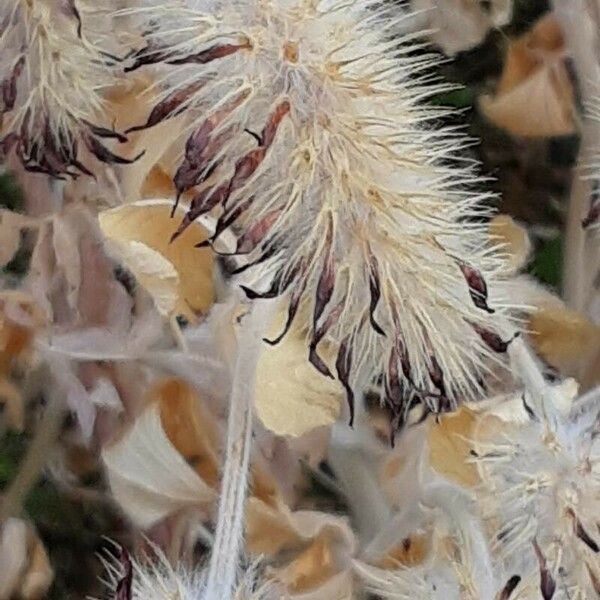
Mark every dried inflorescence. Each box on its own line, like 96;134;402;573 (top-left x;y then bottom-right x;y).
120;0;516;433
0;0;141;178
99;546;276;600
473;397;600;598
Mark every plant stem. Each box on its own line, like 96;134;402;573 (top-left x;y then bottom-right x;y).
203;303;271;599
0;390;66;521
552;0;600;311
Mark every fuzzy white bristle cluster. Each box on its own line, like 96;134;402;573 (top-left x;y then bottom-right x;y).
474;397;600;598
98;547;276;600
121;0;516;428
0;0;140;177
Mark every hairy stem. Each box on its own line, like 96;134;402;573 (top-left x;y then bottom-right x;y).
552;0;600;311
0;390;66;521
203;302;272;599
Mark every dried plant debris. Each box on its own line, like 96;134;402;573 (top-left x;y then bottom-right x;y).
0;1;597;599
480;14;577;138
0;1;141;178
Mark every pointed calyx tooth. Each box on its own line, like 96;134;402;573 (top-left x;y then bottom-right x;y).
470;323;517;353
197;196;254;249
263;261;309;346
567;508;600;552
499;575;521;600
83;134;145;166
173;90;251;205
173;100;289;240
115;548;133;600
427;354;447;397
166;40;252;66
309;298;345;378
458;260;495;313
313;214;335;330
366;245;386;335
335;336;355;426
533;539;556;600
240;262;297;300
125;82;203;134
2;56;25;113
234;209;281;255
83;120;128;143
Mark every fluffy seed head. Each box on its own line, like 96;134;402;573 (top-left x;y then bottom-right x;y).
98;546;276;600
123;0;517;428
0;0;139;177
474;398;600;598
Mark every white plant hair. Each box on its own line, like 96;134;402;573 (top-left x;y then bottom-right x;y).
0;0;141;178
118;0;518;430
98;544;277;600
473;389;600;599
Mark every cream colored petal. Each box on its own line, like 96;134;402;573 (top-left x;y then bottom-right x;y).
99;200;215;316
255;313;343;437
480;62;576;137
489;215;531;273
428;407;479;487
109;239;180;316
102;403;214;529
0;518;28;600
530;305;600;385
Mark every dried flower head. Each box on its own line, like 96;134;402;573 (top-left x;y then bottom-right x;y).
0;0;140;178
473;395;600;598
122;0;516;431
99;546;276;600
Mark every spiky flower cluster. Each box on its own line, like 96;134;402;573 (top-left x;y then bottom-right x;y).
99;547;275;600
121;0;515;429
474;398;600;598
0;0;140;178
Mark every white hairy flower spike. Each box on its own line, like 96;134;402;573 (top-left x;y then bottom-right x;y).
123;0;516;430
0;0;141;178
98;545;276;600
473;392;600;599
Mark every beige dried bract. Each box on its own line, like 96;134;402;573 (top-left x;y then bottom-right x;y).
480;14;577;137
410;0;512;55
255;312;344;437
102;398;215;529
530;304;600;390
156;378;221;489
0;519;53;600
428;407;479;487
98;200;215;319
489;215;532;273
246;496;356;598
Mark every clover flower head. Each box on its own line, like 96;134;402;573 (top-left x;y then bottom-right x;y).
122;0;517;431
99;546;275;600
0;0;140;178
474;397;600;598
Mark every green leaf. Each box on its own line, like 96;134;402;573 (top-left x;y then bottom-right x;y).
529;236;562;291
